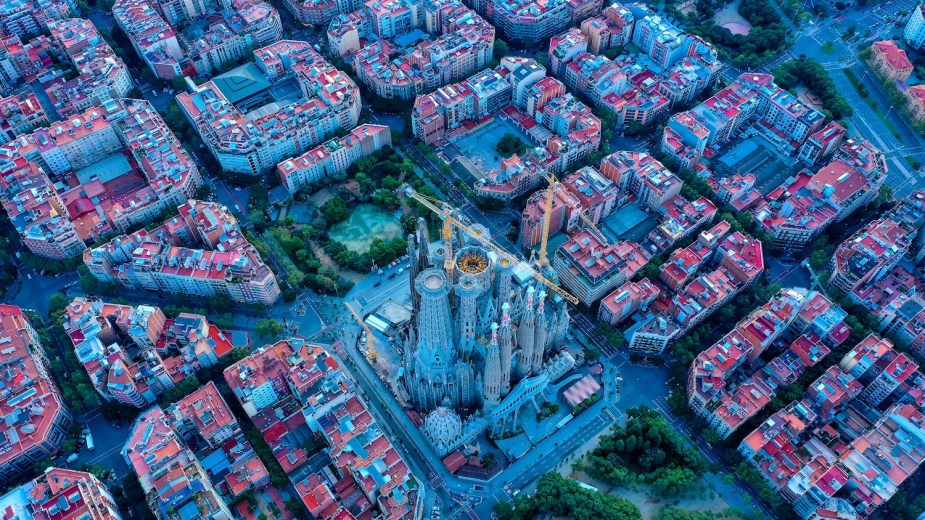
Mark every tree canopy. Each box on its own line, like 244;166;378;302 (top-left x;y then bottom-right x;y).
496;133;528;157
321;197;350;224
690;0;790;66
584;406;708;497
495;473;642;520
772;57;853;120
255;319;284;339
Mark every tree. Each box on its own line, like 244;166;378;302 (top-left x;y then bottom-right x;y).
771;58;852;120
49;292;70;314
372;189;400;210
501;473;642;520
496;133;527;157
62;439;78;453
172;75;188;92
321;197;349;224
493;39;509;61
876;184;894;206
401;214;419;235
255;319;284;339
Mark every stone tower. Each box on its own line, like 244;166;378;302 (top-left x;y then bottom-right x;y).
455;275;480;357
499;301;513;396
408;234;421;318
532;293;548;373
405;268;458;410
483;322;502;410
516;286;536;378
409;217;432;322
495;257;514;309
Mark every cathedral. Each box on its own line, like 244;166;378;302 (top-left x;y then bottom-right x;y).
401;217;571;417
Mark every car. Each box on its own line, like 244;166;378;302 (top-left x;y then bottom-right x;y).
374;281;382;287
66;453;79;463
388;273;397;279
234;204;241;212
377;269;384;275
397;268;404;275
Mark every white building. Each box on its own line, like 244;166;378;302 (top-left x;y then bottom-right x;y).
905;4;925;50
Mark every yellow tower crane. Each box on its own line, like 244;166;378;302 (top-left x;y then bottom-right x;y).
344;301;377;361
399;184;580;305
538;175;556;268
536;174;611;269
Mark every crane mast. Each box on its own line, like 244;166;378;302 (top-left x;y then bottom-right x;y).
538;176;556;267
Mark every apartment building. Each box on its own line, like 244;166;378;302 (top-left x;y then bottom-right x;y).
123;407;234;520
905;4;925;50
552;229;649;305
64;297;242;407
907;84;925;120
0;0;73;41
278;124;391;193
870;39;914;82
560;165;619;224
0;18;132;118
736;332;925;519
65;299;172;407
45;19;134;117
0;92;48;140
85;199;280;304
757;137;887;249
476;151;548;201
659;220;730;291
669;267;739;331
712;173;761;211
0;98;202;259
688;290;842;438
829;217;909;294
114;0;281;79
661;110;709;169
632;11;714;68
626;313;680;355
0;305;72;484
178;40;360;174
280;0;362;24
597;278;659;325
549;26;717;128
166;382;271;498
224;339;423;519
600;151;682;212
797;121;847;165
580;2;634;54
0;467;122;520
413;60;600;176
337;0;494;100
646;194;717;253
715;230;765;286
470;0;600;43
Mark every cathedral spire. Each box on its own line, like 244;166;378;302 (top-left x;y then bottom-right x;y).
499;302;513;396
415;217;430;270
532;292;548;373
408;233;421;319
516;286;536;379
483;322;502;410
